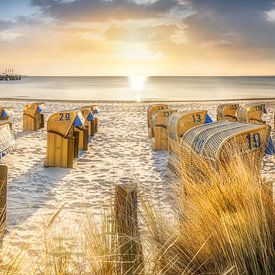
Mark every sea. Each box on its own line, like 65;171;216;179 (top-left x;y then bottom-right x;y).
0;76;274;101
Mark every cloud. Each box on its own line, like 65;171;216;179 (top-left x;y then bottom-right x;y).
183;0;275;52
31;0;186;22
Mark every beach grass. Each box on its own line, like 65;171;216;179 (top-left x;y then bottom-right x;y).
0;154;274;274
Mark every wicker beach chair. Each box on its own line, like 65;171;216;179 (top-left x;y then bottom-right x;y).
167;110;210;172
151;109;177;151
147;104;168;138
0;106;13;129
180;121;271;173
236;103;266;124
45;110;85;168
81;105;98;136
23;102;45;131
217;103;239;122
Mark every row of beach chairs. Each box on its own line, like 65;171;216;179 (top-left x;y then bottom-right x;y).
0;103;100;236
147;103;274;174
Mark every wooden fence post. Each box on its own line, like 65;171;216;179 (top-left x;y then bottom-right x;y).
115;177;144;274
0;165;7;238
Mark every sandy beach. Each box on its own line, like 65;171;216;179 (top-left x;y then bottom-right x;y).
0;99;274;260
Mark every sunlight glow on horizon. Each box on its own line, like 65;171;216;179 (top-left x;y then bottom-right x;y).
1;0;275;75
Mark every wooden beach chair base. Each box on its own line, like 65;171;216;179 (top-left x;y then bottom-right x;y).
45;133;79;168
152;127;168;151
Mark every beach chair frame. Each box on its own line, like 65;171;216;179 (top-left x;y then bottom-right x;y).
151;109;177;151
45;110;82;168
167;110;208;172
147;104;168;138
23;102;45;131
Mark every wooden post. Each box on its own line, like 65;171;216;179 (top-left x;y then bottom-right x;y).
0;165;7;238
115;178;144;274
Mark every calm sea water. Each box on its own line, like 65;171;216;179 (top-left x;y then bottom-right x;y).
0;76;274;101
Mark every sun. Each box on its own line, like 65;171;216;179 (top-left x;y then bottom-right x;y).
129;76;147;92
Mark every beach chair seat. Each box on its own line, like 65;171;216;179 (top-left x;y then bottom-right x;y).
147;104;168;138
151;109;177;151
180;121;271;173
236;103;266;124
217;103;239;122
167;110;212;172
45;110;85;168
23;102;45;131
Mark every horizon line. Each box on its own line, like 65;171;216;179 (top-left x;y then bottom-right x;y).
23;75;275;77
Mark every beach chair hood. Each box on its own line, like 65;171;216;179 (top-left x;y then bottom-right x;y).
47;111;79;137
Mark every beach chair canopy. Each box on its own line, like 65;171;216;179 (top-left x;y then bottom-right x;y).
81;107;95;121
181;121;271;169
47;110;85;137
168;110;212;141
81;105;99;115
152;109;177;129
217;103;239;121
0;124;15;158
24;102;45;118
0;106;14;119
237;103;266;124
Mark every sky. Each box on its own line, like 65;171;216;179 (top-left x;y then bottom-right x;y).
0;0;275;76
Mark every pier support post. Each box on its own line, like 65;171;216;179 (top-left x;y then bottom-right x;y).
114;178;144;274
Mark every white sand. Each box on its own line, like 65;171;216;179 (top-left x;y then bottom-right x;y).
0;99;274;259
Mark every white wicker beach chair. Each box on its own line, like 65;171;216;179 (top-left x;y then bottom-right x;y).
180;121;271;172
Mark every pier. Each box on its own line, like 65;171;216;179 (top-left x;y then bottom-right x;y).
0;69;22;81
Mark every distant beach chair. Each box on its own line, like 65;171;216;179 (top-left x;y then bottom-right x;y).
180;121;271;173
217;103;239;122
23;102;45;131
151;109;177;151
0;106;14;129
236;103;266;124
45;110;85;168
81;105;98;136
167;110;212;172
147;104;168;138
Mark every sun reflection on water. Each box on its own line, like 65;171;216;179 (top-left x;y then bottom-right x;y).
129;76;147;102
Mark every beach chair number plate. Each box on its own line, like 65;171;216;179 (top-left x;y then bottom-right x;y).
59;113;71;121
246;132;261;149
